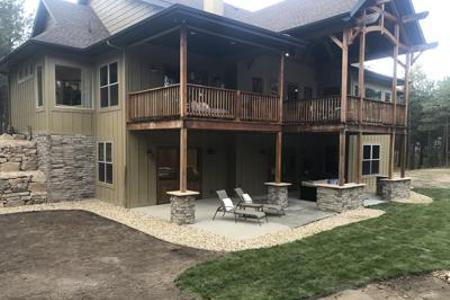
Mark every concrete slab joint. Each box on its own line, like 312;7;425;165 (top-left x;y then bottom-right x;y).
377;177;411;201
316;184;366;213
265;182;291;209
168;191;199;225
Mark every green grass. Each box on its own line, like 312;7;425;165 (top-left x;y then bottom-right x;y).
176;189;450;300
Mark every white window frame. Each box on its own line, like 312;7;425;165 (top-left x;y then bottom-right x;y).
55;64;85;108
35;65;44;109
97;142;113;185
362;144;381;176
99;61;119;108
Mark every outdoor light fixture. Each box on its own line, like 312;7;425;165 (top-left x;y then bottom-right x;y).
285;52;290;58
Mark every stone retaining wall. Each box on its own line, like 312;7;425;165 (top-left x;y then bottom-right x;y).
317;184;365;213
0;171;47;207
0;140;38;172
36;134;96;203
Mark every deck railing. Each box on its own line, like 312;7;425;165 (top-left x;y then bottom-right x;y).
283;96;341;124
128;88;406;127
284;96;406;127
128;84;279;123
128;85;180;122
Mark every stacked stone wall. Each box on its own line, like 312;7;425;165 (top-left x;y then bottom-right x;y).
36;134;96;203
317;185;365;213
0;137;47;207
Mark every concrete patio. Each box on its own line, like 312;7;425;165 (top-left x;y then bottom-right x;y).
132;197;336;240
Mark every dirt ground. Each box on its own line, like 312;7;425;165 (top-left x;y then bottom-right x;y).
0;210;215;300
322;275;450;300
407;168;450;189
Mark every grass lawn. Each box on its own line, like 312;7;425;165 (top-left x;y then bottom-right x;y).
176;189;450;300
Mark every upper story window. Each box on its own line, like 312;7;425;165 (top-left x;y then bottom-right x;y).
100;62;119;108
55;65;82;106
18;63;34;84
365;87;382;101
36;66;43;108
385;92;392;102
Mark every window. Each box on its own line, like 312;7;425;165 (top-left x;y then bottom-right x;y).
385;92;391;102
303;87;313;99
354;85;359;97
36;66;43;107
365;87;382;101
98;142;113;184
362;144;381;176
100;62;119;108
287;82;299;102
55;65;82;106
18;63;34;83
252;77;263;94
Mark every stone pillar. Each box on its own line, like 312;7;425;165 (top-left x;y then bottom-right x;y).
265;182;291;209
167;191;199;225
317;183;365;213
377;177;411;201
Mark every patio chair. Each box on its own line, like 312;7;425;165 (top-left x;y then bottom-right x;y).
213;190;268;225
235;187;286;216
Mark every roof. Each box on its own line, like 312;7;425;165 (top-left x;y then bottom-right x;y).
31;0;110;49
246;0;361;32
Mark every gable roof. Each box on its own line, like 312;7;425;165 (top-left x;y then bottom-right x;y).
246;0;361;32
31;0;110;49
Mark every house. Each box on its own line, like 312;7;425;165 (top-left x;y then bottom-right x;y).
0;0;435;221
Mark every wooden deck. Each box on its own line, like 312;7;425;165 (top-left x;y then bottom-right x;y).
127;85;406;132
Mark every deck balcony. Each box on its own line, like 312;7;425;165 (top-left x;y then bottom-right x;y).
128;87;406;131
127;84;281;131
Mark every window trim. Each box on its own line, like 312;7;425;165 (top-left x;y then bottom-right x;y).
362;144;381;177
54;64;85;108
35;65;44;109
97;141;114;186
99;61;119;109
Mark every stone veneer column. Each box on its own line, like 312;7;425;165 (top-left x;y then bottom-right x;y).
167;191;199;225
377;177;411;201
317;183;366;213
265;183;292;209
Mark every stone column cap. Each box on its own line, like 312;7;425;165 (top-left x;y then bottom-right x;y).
167;190;200;197
316;183;366;190
264;182;292;187
379;177;412;182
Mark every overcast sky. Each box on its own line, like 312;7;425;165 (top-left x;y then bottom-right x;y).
24;0;448;80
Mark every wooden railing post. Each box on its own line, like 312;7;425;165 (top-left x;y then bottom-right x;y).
236;90;241;121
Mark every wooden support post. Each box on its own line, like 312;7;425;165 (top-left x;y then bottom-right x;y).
388;132;395;179
340;30;350;123
179;127;188;192
279;52;285;124
275;131;283;184
400;132;407;178
392;24;400;125
355;132;363;184
339;130;347;186
179;25;187;118
358;28;366;124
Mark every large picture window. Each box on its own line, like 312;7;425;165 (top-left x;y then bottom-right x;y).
100;62;119;108
55;65;82;106
98;142;113;184
363;144;381;176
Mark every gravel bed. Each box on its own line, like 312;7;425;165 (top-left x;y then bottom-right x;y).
393;191;433;204
433;271;450;284
0;200;384;252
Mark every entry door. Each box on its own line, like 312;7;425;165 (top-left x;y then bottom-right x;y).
156;148;201;204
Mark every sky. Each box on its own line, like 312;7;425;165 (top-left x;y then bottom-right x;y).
24;0;449;81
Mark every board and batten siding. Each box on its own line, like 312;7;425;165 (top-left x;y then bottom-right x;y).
93;51;128;206
9;56;48;134
88;0;160;34
45;55;94;136
347;134;391;192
